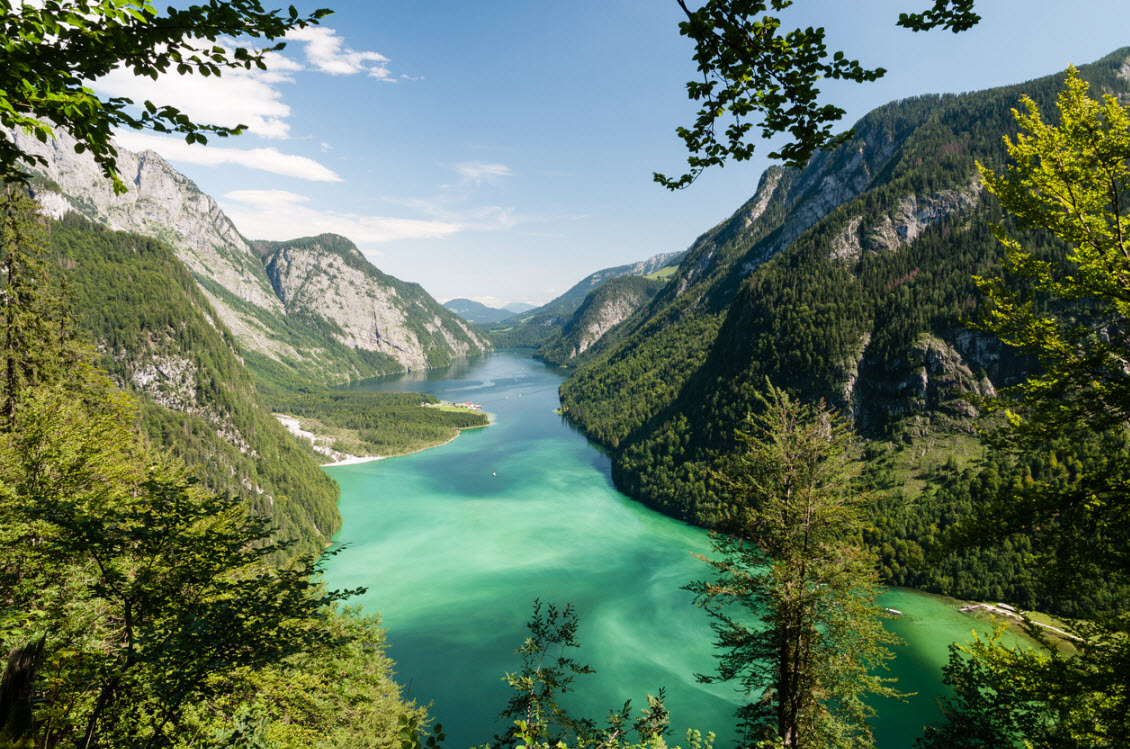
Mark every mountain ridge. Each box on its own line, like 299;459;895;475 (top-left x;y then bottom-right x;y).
558;47;1130;528
16;130;490;386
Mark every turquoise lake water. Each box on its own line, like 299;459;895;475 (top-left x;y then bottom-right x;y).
320;351;1015;748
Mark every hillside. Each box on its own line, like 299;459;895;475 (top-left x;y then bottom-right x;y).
559;48;1130;533
486;250;685;348
48;213;340;560
443;297;515;324
17;130;489;388
536;275;669;366
252;234;490;391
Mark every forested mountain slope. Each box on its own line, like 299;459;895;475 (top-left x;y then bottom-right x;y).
16;129;489;387
536;275;669;366
486;250;684;348
49;213;339;560
560;48;1130;529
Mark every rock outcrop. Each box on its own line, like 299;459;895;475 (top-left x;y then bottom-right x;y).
14;128;489;382
258;235;490;371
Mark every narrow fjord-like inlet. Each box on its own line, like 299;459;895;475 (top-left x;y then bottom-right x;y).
321;351;1017;748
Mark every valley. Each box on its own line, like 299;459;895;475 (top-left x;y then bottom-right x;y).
2;8;1128;745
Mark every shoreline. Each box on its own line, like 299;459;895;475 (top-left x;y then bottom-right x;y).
320;455;386;468
319;420;492;468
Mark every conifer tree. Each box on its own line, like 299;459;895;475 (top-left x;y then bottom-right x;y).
687;386;901;748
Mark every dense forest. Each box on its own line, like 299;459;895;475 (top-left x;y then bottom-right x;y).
535;275;669;367
559;49;1130;610
0;191;424;746
49;212;342;560
269;389;488;458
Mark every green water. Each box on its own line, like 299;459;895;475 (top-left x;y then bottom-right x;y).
322;351;1015;748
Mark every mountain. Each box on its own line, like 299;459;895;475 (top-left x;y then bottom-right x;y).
15;128;489;388
503;302;537;314
535;275;668;366
486;250;685;348
48;213;339;561
558;48;1130;529
252;234;490;386
443;297;516;324
12;129;488;559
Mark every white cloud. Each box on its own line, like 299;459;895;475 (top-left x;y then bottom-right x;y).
96;65;294;139
453;161;513;186
285;27;392;80
221;190;463;243
113;131;342;182
90;27;398;141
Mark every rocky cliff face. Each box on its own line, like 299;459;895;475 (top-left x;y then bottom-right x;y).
15;128;489;382
258;235;490;371
14;129;281;312
559;49;1130;528
536;275;667;365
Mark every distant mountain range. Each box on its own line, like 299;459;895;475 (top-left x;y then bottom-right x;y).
483;250;685;348
443;298;517;324
15;127;491;558
17;128;490;388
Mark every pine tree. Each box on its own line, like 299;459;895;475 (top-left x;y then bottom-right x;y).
687;385;902;748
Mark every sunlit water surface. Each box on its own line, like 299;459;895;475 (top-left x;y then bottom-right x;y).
321;351;1020;748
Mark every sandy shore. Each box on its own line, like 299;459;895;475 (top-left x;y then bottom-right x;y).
320;455;385;468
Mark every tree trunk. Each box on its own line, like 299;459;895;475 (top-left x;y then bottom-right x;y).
0;636;46;743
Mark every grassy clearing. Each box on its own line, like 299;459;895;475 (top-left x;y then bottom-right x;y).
430;404;482;414
643;266;679;281
867;427;986;497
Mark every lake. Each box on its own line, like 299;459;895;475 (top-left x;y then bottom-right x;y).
321;351;1012;748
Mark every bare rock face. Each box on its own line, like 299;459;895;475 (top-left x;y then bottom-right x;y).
13;128;489;381
569;289;649;358
830;180;984;262
13;128;282;313
259;235;490;371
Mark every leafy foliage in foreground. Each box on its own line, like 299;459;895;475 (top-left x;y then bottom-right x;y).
918;67;1130;747
0;190;420;748
0;0;330;192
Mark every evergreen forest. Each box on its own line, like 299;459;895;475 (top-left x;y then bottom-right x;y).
3;1;1130;746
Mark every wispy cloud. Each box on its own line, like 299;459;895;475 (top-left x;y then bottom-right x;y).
452;161;514;187
220;190;462;243
285;27;393;80
91;26;401;147
389;196;518;232
113;131;342;182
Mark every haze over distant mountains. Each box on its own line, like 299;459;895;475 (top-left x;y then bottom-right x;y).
442;298;516;324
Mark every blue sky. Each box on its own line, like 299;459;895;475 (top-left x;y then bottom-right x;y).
97;1;1130;306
